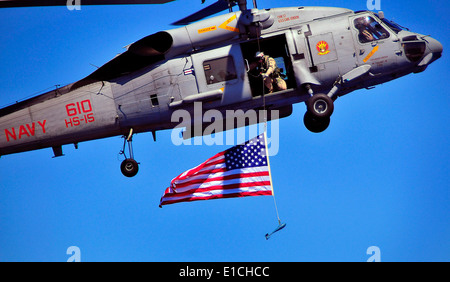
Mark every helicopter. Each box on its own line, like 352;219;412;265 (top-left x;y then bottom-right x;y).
0;0;443;177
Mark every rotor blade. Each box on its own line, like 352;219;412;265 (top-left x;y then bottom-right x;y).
0;0;175;8
172;0;236;25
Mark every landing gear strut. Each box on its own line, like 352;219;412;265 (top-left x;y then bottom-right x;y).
302;66;372;133
119;128;139;177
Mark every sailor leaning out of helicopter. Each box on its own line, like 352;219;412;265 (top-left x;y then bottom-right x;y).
250;51;287;94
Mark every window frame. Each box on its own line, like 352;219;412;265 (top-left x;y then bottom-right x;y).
203;56;238;86
353;15;391;44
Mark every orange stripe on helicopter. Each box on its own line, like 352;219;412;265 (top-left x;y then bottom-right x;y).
363;45;380;62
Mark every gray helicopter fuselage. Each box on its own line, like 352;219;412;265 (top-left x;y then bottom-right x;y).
0;6;443;157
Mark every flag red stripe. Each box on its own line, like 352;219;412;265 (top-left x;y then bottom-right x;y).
160;190;273;206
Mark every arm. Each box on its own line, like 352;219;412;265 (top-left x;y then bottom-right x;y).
263;57;277;76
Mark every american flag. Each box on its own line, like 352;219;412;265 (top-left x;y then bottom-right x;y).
159;133;273;207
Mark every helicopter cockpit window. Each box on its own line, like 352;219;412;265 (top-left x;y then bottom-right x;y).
203;56;238;85
354;16;390;43
380;18;407;34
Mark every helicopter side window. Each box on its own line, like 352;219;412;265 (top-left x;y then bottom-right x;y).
354;16;390;43
203;56;238;85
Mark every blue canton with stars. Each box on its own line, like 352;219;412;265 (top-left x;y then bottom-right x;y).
224;134;268;170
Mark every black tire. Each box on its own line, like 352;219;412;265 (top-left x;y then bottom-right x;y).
306;94;334;119
120;158;139;178
303;111;330;133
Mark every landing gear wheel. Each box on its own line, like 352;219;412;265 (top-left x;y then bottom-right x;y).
303;111;330;133
307;93;334;119
120;158;139;178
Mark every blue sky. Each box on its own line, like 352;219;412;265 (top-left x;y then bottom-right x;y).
0;0;448;262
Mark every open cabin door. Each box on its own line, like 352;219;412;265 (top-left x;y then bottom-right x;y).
240;34;296;97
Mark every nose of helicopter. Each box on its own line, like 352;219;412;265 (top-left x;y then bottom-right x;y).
427;36;443;61
410;35;443;71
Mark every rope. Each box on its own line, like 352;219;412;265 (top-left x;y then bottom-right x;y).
256;34;285;235
263;131;282;225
